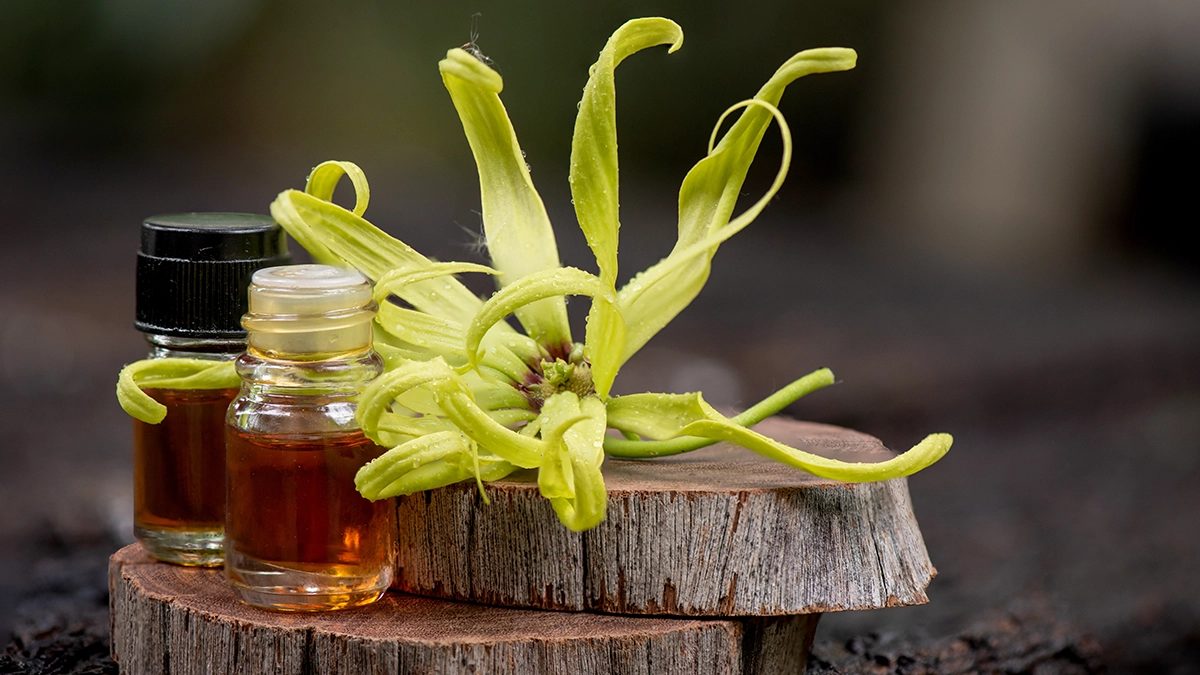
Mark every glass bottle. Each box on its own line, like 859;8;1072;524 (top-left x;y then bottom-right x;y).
133;213;289;566
225;264;395;611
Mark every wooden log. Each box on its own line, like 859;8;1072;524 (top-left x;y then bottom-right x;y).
395;417;936;616
110;545;818;675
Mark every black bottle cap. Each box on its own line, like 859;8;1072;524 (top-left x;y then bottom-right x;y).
136;213;291;338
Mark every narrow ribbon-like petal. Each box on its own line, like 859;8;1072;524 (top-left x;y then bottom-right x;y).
439;48;572;349
617;49;856;364
681;421;954;482
270;186;485;327
571;18;683;288
373;262;499;305
356;358;461;445
605;374;950;482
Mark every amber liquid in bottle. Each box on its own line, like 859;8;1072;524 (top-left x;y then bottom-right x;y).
133;387;237;566
224;426;395;611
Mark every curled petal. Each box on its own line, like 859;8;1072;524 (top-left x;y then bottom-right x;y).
356;358;459;445
464;267;624;395
117;359;239;424
618;48;856;365
618;97;794;365
306;160;370;216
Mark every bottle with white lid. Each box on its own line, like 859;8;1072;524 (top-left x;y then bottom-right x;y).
224;264;395;611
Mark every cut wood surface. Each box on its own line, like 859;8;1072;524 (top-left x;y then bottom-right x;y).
396;416;936;616
109;545;818;675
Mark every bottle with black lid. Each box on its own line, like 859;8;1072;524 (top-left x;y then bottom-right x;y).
133;213;289;566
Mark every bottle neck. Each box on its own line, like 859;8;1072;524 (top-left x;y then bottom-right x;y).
144;333;245;361
235;346;384;396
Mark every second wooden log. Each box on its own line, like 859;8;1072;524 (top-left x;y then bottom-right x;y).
110;545;817;675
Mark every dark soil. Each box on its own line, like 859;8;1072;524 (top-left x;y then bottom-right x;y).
0;534;117;675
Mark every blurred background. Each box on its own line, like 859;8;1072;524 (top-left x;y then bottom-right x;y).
2;0;1198;671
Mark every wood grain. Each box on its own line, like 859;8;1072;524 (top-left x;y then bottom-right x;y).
109;545;818;675
395;417;936;616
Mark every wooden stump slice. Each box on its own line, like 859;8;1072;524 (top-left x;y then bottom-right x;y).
110;545;818;675
396;417;936;616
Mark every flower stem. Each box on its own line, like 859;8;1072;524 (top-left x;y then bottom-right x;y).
603;368;835;458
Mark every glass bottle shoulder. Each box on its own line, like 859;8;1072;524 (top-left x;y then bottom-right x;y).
226;347;383;437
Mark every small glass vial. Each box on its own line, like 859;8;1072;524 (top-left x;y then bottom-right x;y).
133;213;289;566
225;264;395;611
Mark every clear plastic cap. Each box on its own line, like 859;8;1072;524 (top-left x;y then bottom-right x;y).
242;265;376;356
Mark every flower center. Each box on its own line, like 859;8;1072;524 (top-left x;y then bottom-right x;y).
519;347;595;411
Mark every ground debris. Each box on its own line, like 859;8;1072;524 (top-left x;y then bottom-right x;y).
808;600;1104;675
0;535;117;675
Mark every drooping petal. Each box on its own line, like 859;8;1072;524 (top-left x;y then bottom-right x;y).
116;359;239;424
570;18;683;288
356;430;469;500
583;296;626;399
437;385;545;468
604;368;835;456
356;358;461;445
681;420;953;482
603;391;710;440
439;48;571;348
606;374;950;481
535;392;608;531
617;49;856;364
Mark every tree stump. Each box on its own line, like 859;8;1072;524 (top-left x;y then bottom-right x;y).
396;417;935;616
109;545;818;675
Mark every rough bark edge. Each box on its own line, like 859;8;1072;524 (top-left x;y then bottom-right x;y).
394;419;935;616
111;545;816;675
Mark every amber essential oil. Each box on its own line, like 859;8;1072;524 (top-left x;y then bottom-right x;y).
132;212;288;566
225;428;394;610
133;387;237;565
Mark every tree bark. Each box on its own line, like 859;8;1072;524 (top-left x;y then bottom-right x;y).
110;545;818;675
396;417;935;616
